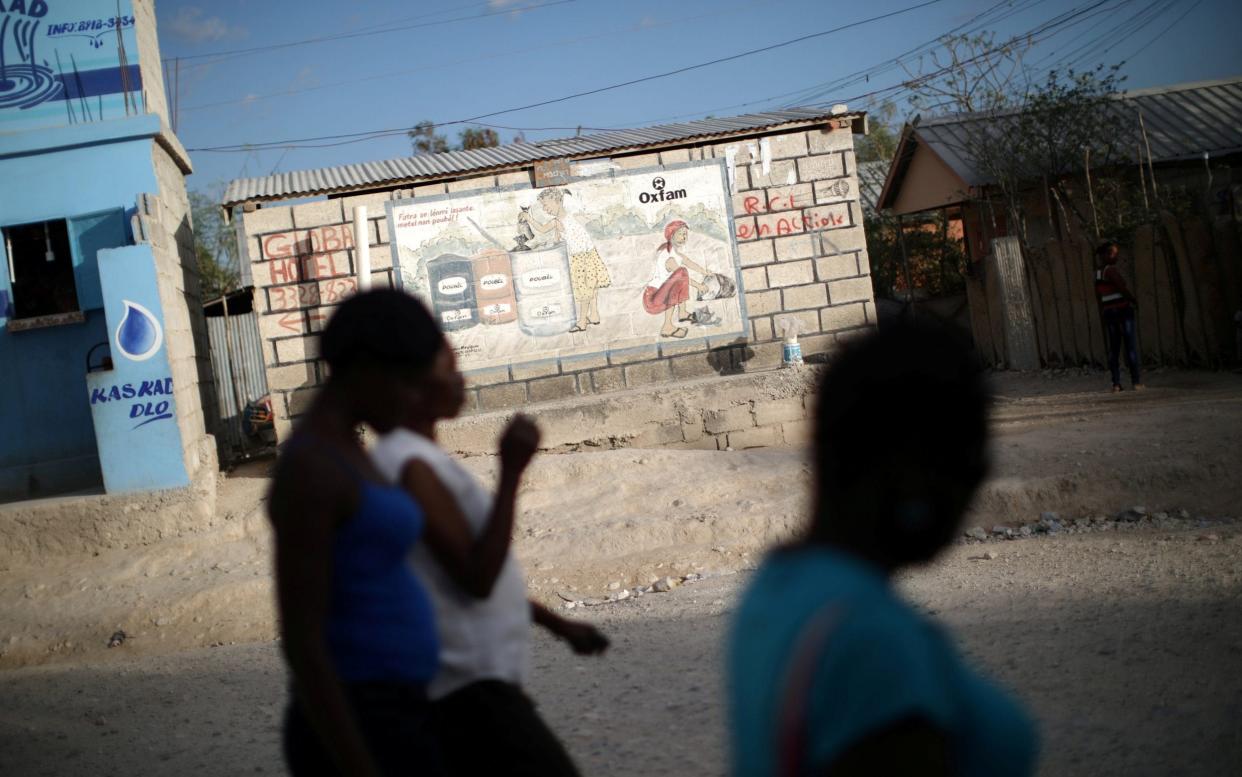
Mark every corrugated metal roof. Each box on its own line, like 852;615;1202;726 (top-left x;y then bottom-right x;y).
908;76;1242;188
222;107;862;209
856;160;889;218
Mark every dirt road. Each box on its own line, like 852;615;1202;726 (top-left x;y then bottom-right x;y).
0;369;1240;774
1;522;1239;777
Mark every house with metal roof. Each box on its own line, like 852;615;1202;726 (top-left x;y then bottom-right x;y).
855;160;890;219
877;76;1242;219
223;108;867;212
874;76;1242;369
226;105;880;442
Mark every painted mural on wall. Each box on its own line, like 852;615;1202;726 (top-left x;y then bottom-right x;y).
388;159;746;371
0;0;143;133
89;295;172;426
86;243;188;492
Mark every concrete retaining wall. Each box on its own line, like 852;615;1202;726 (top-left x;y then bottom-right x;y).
434;366;822;457
0;437;219;567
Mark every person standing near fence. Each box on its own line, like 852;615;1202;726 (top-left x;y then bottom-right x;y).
1094;241;1144;393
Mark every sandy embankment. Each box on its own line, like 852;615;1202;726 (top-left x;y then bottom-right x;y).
0;371;1238;672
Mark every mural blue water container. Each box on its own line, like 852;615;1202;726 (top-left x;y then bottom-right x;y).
511;243;577;337
427;254;479;332
86;244;188;493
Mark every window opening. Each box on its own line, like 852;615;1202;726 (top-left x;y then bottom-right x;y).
3;220;79;319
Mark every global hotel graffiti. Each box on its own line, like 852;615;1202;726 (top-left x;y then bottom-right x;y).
0;0;216;502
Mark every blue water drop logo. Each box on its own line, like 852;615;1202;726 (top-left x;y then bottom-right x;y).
115;300;163;361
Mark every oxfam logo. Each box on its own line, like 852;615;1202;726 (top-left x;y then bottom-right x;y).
115;300;164;361
639;176;687;204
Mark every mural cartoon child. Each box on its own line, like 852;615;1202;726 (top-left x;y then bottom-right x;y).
643;220;714;339
523;187;611;333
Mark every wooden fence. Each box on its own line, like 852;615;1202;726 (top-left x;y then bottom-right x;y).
965;209;1241;369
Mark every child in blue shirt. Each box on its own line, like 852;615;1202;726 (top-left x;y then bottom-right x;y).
728;322;1038;776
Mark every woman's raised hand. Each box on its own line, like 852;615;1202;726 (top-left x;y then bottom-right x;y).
499;414;541;475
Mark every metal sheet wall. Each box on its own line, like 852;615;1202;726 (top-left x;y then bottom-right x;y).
206;311;269;460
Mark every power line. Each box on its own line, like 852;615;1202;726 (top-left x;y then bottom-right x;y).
1022;0;1140;71
1046;0;1177;71
187;0;949;153
176;0;781;114
338;1;498;37
165;0;575;69
572;1;1048;132
607;0;1184;138
1066;0;1185;68
193;0;1179;164
773;0;1056;109
1121;0;1202;61
805;0;1120;109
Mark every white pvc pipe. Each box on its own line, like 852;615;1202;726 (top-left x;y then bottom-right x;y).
353;205;372;291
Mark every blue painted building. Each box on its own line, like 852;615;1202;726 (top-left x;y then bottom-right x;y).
0;0;217;502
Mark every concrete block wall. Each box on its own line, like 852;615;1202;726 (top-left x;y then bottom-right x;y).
240;186;417;440
717;121;875;357
151;143;216;477
131;0;170;127
238;119;875;439
135;0;213;475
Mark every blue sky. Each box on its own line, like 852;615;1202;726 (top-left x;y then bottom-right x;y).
154;0;1242;197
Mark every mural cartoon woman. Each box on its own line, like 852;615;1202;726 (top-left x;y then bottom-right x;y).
643;220;713;339
524;188;611;333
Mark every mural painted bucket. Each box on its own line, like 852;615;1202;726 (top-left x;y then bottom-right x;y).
428;254;479;331
511;243;577;337
471;248;518;326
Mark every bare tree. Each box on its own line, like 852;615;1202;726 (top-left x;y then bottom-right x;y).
458;127;500;150
408;121;450;155
905;33;1032;116
905;33;1131;251
408;121;503;155
190;190;240;299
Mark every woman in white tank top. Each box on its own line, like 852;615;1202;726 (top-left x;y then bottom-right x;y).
371;335;609;776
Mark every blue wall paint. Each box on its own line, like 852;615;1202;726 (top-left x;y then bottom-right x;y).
0;0;143;134
0;133;157;500
0;133;154;224
0;112;162;158
0;310;107;499
86;244;188;493
68;208;127;311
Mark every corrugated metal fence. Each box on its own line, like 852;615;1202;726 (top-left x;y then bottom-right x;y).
207;309;269;461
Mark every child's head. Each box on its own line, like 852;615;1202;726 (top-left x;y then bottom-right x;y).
537;187;565;214
1096;240;1120;265
811;321;990;568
